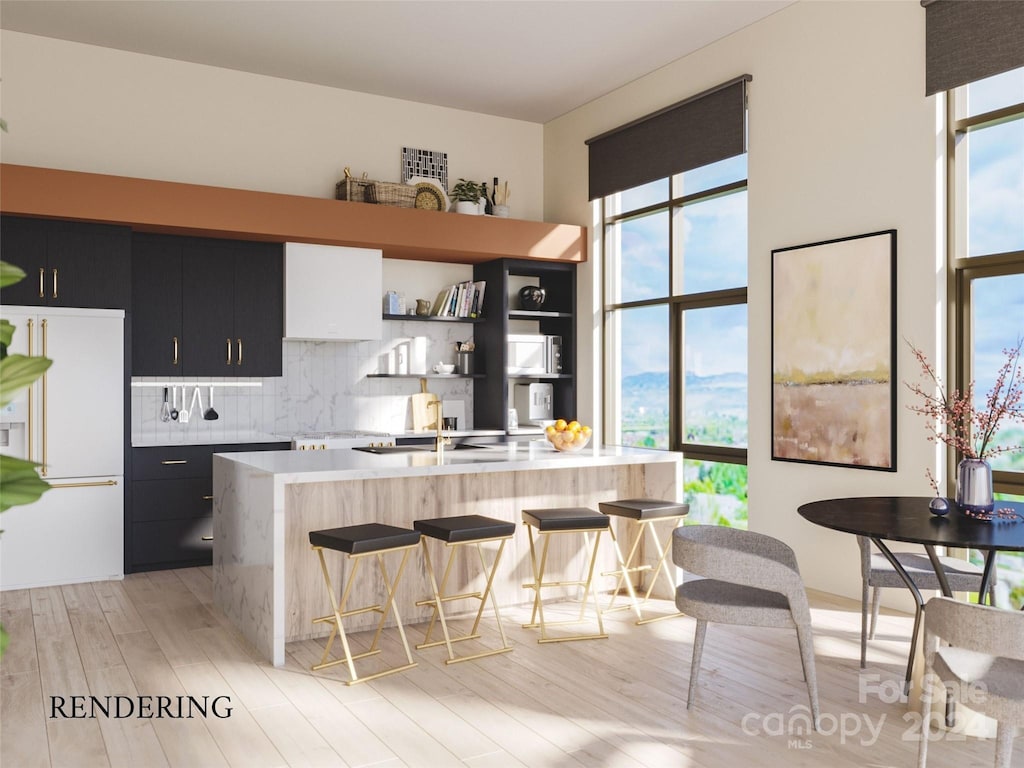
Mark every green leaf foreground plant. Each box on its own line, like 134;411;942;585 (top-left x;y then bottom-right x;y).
0;260;53;658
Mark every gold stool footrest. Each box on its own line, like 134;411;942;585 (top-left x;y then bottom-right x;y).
418;535;514;664
310;542;419;685
604;514;686;624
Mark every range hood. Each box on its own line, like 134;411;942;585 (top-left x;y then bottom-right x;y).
284;242;382;341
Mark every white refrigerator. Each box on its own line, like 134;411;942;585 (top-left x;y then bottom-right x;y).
0;305;125;590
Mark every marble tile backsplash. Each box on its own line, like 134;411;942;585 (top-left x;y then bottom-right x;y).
131;320;476;444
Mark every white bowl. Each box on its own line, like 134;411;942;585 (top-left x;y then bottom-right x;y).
433;363;455;374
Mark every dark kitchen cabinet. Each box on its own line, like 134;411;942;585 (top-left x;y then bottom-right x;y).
472;258;577;433
132;233;184;376
131;233;283;376
129;441;288;572
0;215;131;309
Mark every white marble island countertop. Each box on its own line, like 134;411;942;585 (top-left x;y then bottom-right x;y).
215;442;680;482
213;441;682;666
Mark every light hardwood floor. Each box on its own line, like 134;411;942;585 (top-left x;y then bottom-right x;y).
1;568;1018;767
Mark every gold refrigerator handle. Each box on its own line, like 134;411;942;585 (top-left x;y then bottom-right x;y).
40;318;48;477
49;480;119;489
26;318;35;462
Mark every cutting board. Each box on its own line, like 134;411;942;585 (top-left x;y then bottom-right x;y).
411;378;440;432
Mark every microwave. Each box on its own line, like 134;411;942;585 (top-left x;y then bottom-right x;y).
507;334;562;375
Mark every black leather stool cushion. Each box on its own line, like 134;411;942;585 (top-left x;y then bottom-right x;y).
599;498;690;521
414;514;516;543
309;523;421;554
522;507;609;531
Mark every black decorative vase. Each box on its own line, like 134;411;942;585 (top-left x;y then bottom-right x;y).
518;285;546;311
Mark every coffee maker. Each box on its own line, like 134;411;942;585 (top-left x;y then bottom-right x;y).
513;383;554;426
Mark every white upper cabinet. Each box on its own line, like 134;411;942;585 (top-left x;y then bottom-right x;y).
284;243;382;341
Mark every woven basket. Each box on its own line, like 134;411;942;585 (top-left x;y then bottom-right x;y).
367;181;418;208
335;177;373;202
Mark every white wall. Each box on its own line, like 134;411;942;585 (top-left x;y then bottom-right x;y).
0;31;544;220
544;1;944;599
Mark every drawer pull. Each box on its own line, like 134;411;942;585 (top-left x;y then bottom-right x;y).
50;480;118;489
160;459;188;465
201;536;214;542
202;495;214;501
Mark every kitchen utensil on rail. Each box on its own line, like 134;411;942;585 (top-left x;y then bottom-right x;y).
411;377;440;432
179;386;192;423
160;387;171;422
170;386;179;421
204;386;219;420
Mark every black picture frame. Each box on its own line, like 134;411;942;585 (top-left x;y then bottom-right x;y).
771;229;897;471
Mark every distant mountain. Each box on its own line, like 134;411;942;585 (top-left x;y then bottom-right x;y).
622;371;747;391
621;370;747;416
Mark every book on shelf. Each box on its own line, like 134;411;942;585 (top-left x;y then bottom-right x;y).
430;280;486;318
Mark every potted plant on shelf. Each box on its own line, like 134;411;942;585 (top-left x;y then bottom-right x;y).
450;179;482;215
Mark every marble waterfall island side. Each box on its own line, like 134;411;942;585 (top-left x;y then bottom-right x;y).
213;443;682;665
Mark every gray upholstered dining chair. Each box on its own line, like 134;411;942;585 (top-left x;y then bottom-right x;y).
858;536;996;680
917;596;1024;768
673;525;820;728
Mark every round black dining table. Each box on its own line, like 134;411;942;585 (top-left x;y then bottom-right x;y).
798;496;1024;600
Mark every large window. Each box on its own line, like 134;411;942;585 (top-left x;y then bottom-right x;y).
950;66;1024;605
603;156;748;527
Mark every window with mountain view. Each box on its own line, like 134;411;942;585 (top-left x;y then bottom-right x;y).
951;66;1024;607
602;156;748;527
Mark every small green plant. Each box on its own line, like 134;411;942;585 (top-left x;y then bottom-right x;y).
450;178;482;203
0;261;53;658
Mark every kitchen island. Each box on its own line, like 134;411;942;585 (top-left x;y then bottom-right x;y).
213;442;682;665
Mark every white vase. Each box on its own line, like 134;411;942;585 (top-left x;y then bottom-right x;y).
955;458;994;513
454;200;479;215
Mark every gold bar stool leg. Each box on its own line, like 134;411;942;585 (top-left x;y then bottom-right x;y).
308;524;421;685
521;507;610;643
598;499;690;625
413;515;516;664
603;524;645;620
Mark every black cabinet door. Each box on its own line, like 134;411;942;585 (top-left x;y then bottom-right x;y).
0;217;130;309
131;234;184;376
233;242;283;376
0;216;49;306
47;221;131;309
182;239;236;375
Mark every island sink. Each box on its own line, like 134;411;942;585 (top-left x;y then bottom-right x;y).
353;443;494;454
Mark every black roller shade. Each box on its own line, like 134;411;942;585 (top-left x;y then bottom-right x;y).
585;75;750;201
924;0;1024;96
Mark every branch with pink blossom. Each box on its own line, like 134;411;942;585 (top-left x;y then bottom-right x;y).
905;338;1024;462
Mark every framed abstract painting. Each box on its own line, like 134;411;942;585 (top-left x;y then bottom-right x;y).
771;229;897;471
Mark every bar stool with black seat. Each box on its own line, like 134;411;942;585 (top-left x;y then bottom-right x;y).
521;507;610;643
308;523;421;684
599;498;689;624
413;514;516;664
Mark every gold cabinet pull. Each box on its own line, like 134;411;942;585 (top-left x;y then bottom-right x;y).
52;268;58;299
38;268;45;299
226;338;232;365
201;536;214;542
50;480;119;489
202;495;214;501
160;459;188;465
236;338;242;366
41;318;48;477
172;336;179;366
26;318;35;461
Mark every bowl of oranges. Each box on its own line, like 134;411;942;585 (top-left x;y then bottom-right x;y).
545;419;593;452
